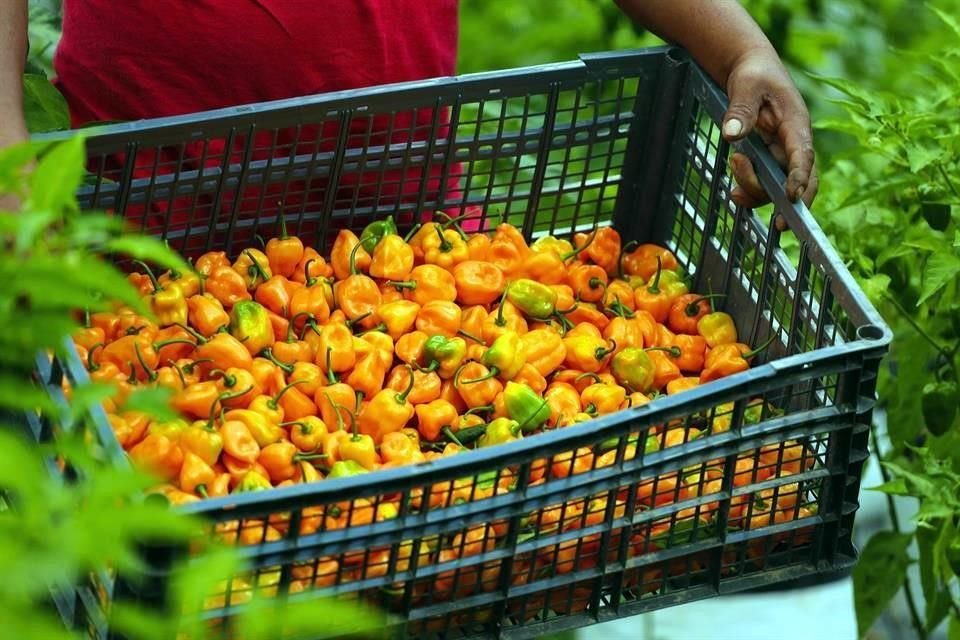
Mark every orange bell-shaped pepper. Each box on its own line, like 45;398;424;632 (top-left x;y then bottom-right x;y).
520;328;566;377
315;323;356;374
330;229;371;281
292;246;332;285
633;257;674;323
194;332;253;373
394;330;428;365
370;234;415;280
233;248;273;290
481;298;528;344
179;450;217;496
265;218;305;279
544;382;582;427
415;399;459;442
568;263;608;304
649;348;683;390
575;226;621;277
519;250;568;285
358;366;417;442
415;300;462;339
345;350;389;400
128;433;184;482
289;285;331;327
623;244;679;281
487;240;523;277
459;305;488;344
603;316;644;353
385;365;442;405
453;361;503;409
205;265;252;308
187;294;230;336
452;260;505;306
466;233;491;261
195;250;230;277
397;265;457;307
334;273;381;331
603;279;636;312
376;300;421;340
316;382;360;435
667;293;720;335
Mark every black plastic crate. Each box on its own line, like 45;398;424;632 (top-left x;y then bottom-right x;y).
33;47;890;639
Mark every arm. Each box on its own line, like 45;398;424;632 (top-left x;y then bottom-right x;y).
616;1;817;207
0;0;29;148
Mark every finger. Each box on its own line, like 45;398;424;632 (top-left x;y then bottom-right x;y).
722;85;763;142
801;162;819;208
779;109;816;202
729;153;768;207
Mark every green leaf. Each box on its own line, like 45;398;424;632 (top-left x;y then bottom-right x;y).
918;250;960;305
951;615;960;640
121;387;179;423
27;136;86;213
0;375;55;414
931;5;960;38
861;273;892;307
22;73;70;134
907;144;942;174
866;477;910;495
105;236;193;278
917;521;952;631
853;531;913;638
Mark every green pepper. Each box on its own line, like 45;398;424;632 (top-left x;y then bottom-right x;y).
232;470;272;493
505;278;558;319
658;270;688;298
503;381;551;433
445;423;487;446
922;381;958;436
610;347;655;392
229;300;273;356
359;216;398;253
422;335;467;377
327;459;368;479
477;417;522;448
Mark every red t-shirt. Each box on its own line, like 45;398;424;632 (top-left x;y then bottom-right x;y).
53;1;477;246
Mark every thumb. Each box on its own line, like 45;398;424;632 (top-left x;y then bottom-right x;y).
722;86;762;142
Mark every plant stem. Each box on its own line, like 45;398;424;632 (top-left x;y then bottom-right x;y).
870;419;927;640
884;293;956;364
936;162;960;199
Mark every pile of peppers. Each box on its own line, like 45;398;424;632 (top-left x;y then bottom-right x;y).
72;217;818;604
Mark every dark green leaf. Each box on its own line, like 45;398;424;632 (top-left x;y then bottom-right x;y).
950;615;960;640
22;73;69;134
917;521;951;631
853;531;913;638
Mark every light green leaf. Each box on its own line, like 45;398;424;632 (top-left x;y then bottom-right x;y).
907;144;942;174
27;135;86;213
950;614;960;640
121;387;179;423
931;5;960;38
866;477;910;495
0;375;55;414
861;273;892;307
22;73;70;134
853;531;913;638
105;236;193;278
918;251;960;305
917;521;951;631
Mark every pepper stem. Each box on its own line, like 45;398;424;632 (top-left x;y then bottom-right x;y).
208;385;254;428
356;323;388;336
324;347;338;384
574;372;603;385
618;240;639;280
684;294;724;318
743;335;777;360
131;260;162;293
458;367;499;386
435;211;471;239
133;341;158;382
242;250;270;284
645;346;682;359
495;290;508;327
595;339;617;361
561;227;597;263
172;322;207;343
386;279;417;291
647;256;663;295
168;360;187;388
87;343;104;372
208;368;236;388
403;223;422;243
348;241;364;276
153;338;201;351
287;312;314;343
272;379;307;407
442;426;464;448
304;259;317;287
457;329;483;344
395;365;416;404
435;224;453;252
464;404;495;416
278;214;289;239
346;312;372;329
259;347;295;374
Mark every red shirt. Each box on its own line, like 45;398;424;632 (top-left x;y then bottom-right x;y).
53;1;476;245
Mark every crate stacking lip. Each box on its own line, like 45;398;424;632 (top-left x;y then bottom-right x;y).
34;46;890;639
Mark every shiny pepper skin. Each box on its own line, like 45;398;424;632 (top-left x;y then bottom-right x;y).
422;226;469;269
370;234;415;281
697;311;738;347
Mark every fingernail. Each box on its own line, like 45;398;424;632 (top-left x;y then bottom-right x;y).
723;119;743;138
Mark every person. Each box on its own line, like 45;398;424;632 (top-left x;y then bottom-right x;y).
0;1;817;211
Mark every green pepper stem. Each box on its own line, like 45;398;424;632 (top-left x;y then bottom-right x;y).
743;335;777;360
435;210;472;239
561;227;597;263
181;358;213;375
253;233;266;250
278;214;289;239
208;368;236;388
209;385;254;428
435;224;453;252
442;426;464;448
463;404;495;416
87;342;104;372
356;323;388;336
260;347;295;374
242;250;270;284
272;379;307;406
287;312;314;343
684;294;725;317
595;338;617;361
386;279;417;291
495;290;508;327
346;312;372;329
647;256;663;295
645;346;682;359
131;260;162;293
618;240;639;280
172;322;208;343
324;347;338;384
293;452;329;462
458;367;499;386
395;365;416;404
348;241;364;276
196;484;208;498
153;338;201;351
588;277;606;292
457;329;483;344
574;372;603;385
402;223;422;243
301;319;322;341
304;259;318;287
83;308;91;328
133;341;158;382
168;360;187;388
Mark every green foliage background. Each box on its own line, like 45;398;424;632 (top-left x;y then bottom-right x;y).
11;0;960;638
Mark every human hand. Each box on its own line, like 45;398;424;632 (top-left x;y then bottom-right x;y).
720;47;818;226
